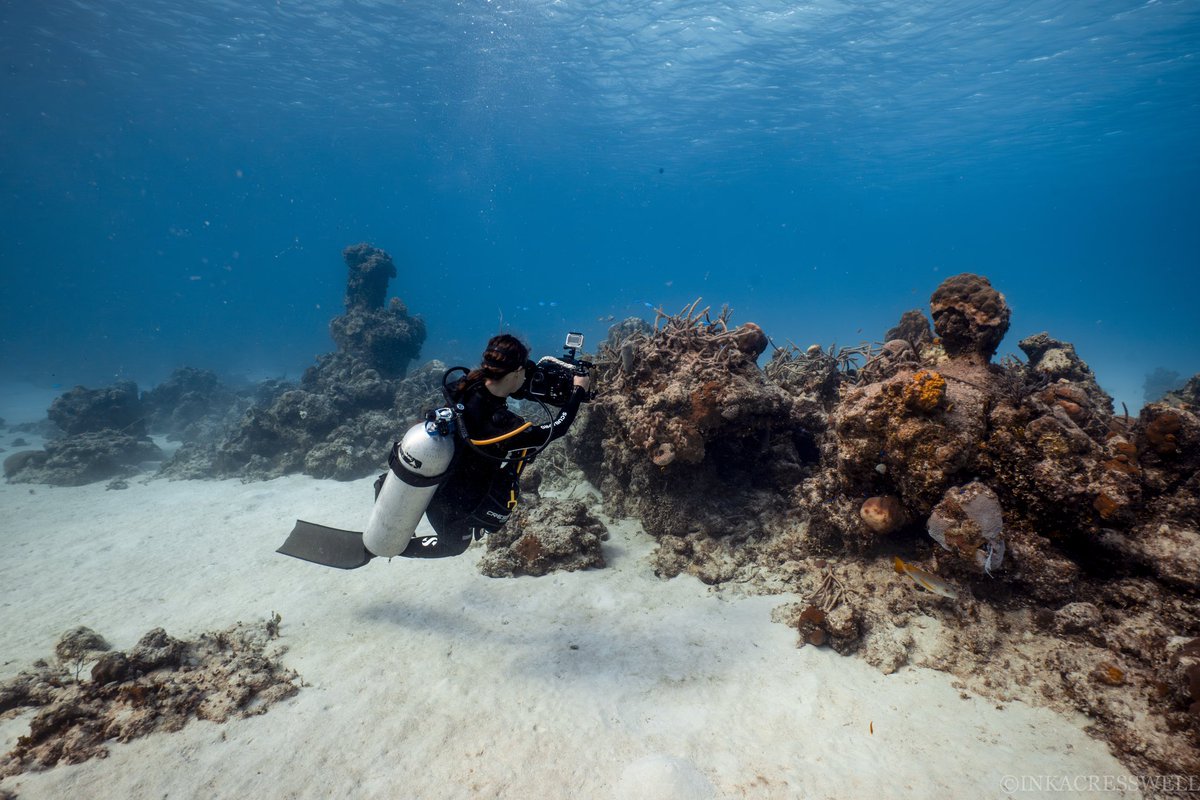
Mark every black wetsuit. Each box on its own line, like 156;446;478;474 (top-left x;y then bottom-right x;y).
398;380;586;559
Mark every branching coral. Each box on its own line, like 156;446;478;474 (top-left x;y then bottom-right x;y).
809;565;853;612
649;298;765;367
764;340;887;398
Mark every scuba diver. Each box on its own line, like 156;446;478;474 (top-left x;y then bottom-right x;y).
277;332;591;569
396;333;590;558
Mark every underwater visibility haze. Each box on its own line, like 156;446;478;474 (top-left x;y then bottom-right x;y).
1;0;1198;417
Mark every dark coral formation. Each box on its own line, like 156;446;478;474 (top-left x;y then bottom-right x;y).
331;243;425;379
5;430;162;486
884;309;935;354
48;381;146;437
168;243;431;481
182;359;443;481
928;272;1010;363
1162;374;1200;410
1019;331;1115;413
5;243;432;486
142;367;245;442
0;619;298;777
5;381;165;485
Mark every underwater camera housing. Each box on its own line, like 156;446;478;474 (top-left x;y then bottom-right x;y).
514;331;593;406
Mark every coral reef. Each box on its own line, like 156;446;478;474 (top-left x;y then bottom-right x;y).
47;381;146;437
6;243;433;486
7;250;1198;779
1162;373;1200;410
1019;332;1115;414
5;381;166;485
0;618;299;777
570;273;1200;779
4;432;162;486
184;243;429;480
1144;367;1185;406
153;245;436;482
142;367;245;443
331;243;426;379
884;309;935;355
573;299;809;583
768;556;1200;776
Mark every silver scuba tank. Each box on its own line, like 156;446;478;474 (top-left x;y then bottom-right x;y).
362;408;456;557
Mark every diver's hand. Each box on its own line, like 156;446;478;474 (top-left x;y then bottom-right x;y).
573;373;591;392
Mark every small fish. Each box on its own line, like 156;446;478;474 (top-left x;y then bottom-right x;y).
893;556;958;600
643;302;655;310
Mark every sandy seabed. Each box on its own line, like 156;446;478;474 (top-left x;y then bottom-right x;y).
0;473;1140;799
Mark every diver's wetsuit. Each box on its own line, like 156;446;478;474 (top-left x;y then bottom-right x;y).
398;380;586;559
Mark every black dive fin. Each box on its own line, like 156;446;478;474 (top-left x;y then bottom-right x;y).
277;519;375;569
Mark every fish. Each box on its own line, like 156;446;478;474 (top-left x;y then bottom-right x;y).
893;556;958;600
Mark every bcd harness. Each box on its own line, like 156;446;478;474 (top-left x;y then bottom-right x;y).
436;367;558;529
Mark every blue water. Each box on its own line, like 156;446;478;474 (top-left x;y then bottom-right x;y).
2;0;1198;418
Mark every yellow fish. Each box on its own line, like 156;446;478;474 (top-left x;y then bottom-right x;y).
893;556;959;600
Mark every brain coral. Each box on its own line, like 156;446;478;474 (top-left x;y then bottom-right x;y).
929;273;1011;363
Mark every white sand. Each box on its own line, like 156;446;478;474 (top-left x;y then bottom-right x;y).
0;475;1140;799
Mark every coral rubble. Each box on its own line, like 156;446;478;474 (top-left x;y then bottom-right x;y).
0;618;298;778
479;498;608;578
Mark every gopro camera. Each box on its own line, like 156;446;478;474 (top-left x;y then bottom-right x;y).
513;331;594;406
